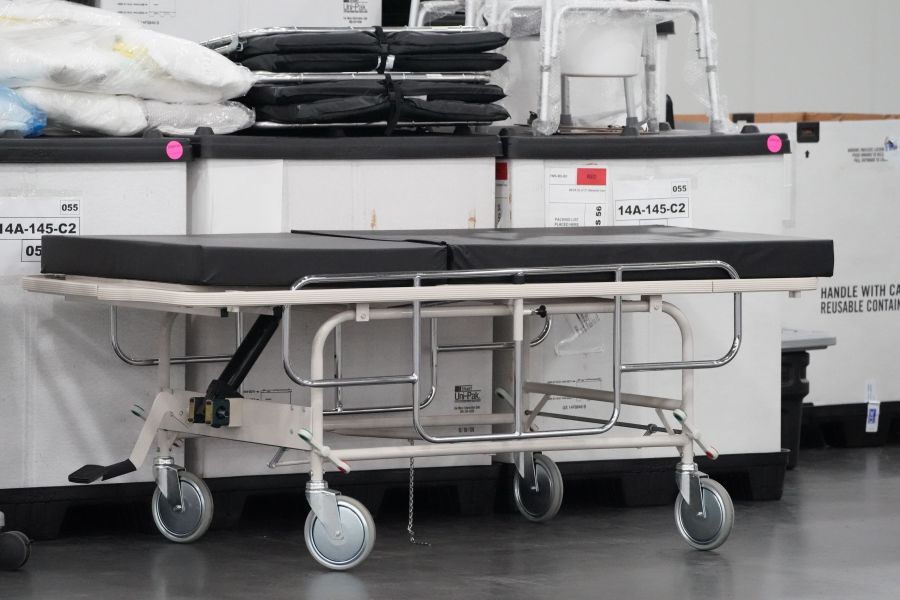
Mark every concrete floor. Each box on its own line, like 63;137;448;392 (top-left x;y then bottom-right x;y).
3;446;900;600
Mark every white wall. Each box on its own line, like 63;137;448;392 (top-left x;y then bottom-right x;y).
667;0;900;116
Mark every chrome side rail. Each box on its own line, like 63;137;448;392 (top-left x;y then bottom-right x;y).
282;259;742;443
438;314;552;353
110;307;233;367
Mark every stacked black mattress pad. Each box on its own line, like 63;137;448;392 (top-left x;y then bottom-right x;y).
221;27;510;128
227;29;509;73
242;79;508;126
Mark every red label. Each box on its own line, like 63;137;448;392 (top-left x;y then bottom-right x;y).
577;168;606;186
496;161;509;181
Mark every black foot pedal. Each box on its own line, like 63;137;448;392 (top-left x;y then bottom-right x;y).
68;460;136;484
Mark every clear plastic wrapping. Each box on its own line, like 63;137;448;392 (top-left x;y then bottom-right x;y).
531;7;662;136
0;86;46;136
144;101;255;135
481;0;543;38
16;87;254;136
16;87;146;136
416;0;466;25
0;1;254;104
679;0;737;133
483;0;734;135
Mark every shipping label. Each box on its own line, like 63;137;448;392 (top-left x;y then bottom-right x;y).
0;197;81;275
612;178;692;226
104;0;176;26
496;161;511;227
545;166;609;228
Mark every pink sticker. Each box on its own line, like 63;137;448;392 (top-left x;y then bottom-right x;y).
766;135;783;154
166;140;184;161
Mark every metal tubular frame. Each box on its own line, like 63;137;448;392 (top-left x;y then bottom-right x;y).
284;259;741;390
324;318;438;416
518;298;705;472
324;308;548;415
42;254;780;498
438;314;552;352
283;260;741;455
110;306;233;367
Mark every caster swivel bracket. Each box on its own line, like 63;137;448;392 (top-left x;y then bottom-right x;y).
676;464;709;517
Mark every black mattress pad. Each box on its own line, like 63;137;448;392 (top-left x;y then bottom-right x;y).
229;30;509;60
242;81;506;106
239;52;508;74
254;96;509;125
300;227;835;280
40;233;448;287
41;227;834;288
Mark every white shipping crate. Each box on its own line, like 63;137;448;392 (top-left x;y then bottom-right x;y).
756;118;900;407
494;132;792;462
95;0;381;42
185;135;498;476
0;139;189;490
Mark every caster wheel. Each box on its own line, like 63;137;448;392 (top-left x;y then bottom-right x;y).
304;496;375;571
151;472;214;543
512;454;564;522
675;478;734;551
0;531;31;571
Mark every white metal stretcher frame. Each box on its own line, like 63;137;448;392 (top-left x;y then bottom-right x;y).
24;261;818;569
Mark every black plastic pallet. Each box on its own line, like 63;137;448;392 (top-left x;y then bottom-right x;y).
802;401;900;448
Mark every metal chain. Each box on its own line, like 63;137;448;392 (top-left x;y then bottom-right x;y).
407;452;430;546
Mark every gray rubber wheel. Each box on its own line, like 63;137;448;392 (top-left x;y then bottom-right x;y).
512;454;564;522
674;478;734;551
0;531;31;571
305;496;375;571
151;472;214;544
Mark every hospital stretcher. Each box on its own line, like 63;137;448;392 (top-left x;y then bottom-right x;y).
23;227;833;570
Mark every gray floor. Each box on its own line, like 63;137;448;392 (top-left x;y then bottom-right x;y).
3;446;900;600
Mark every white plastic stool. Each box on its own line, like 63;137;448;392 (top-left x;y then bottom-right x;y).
534;0;726;136
480;0;660;132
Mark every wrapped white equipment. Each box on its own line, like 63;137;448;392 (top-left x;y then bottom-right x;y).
17;88;254;136
0;1;253;104
16;88;146;136
144;100;255;136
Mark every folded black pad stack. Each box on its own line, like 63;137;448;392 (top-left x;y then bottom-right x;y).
228;29;509;73
244;80;507;104
240;53;507;74
243;80;509;125
225;28;510;128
